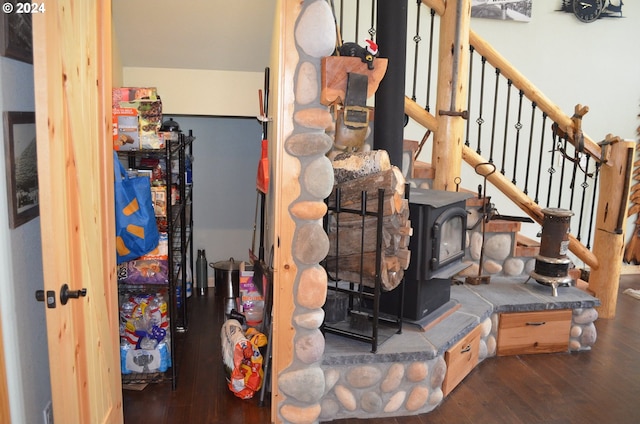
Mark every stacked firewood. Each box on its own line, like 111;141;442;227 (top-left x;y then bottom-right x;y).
325;150;412;291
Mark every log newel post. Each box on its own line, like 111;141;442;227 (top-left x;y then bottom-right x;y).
432;0;471;191
589;139;635;318
373;0;408;168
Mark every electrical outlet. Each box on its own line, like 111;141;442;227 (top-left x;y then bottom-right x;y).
43;400;53;424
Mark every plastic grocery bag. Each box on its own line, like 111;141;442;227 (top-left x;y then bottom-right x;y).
221;319;264;399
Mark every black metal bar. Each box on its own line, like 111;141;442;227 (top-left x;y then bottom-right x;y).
359;191;367;290
557;136;568;208
523;102;537;195
475;56;487;155
369;0;377;40
500;79;513;175
488;68;500;164
489;68;503;164
410;0;422;102
546;130;558;207
576;155;591;241
586;163;600;249
374;0;408;167
355;0;361;41
569;147;579;211
465;46;474;147
534;112;548;204
425;7;436;112
511;90;524;185
372;188;386;352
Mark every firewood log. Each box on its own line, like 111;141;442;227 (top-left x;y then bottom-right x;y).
332;150;392;184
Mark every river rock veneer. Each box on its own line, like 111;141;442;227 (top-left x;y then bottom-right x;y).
318;279;599;421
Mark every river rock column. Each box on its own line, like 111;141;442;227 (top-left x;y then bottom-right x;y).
278;1;336;423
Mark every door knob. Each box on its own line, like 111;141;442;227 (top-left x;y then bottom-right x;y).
60;283;87;305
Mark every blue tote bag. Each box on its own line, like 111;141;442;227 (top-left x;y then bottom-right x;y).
114;152;160;264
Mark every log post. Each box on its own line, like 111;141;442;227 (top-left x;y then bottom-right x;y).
589;138;635;318
431;0;471;191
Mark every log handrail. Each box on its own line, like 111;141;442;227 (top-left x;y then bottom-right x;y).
405;99;600;271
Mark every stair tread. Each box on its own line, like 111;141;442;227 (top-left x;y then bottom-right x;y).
484;219;521;233
516;233;540;247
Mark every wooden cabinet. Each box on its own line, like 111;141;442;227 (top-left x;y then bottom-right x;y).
442;324;482;396
497;309;572;356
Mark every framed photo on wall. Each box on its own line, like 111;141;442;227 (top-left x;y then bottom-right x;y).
0;1;33;64
4;111;38;228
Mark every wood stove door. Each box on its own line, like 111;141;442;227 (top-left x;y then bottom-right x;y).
431;206;468;273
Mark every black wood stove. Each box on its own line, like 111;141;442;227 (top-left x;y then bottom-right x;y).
380;188;472;322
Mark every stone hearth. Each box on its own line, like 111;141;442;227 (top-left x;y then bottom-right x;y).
317;279;599;421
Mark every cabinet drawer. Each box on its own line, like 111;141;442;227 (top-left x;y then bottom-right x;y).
442;325;482;396
497;309;572;356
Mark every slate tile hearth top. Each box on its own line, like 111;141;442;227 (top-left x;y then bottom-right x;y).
464;278;601;312
323;279;599;364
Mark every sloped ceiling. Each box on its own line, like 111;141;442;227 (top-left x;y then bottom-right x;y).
112;0;276;72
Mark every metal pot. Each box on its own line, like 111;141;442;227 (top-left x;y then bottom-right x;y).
160;117;181;132
210;257;241;301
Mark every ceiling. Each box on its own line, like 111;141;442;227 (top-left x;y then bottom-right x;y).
112;0;277;73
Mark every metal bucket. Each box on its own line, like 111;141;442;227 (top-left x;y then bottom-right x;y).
210;258;241;313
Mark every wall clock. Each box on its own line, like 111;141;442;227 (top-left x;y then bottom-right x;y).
573;0;605;22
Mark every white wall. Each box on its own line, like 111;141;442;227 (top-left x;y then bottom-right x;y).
0;58;50;424
123;67;264;117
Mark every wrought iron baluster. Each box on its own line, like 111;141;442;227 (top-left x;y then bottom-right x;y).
488;68;501;164
576;155;591;242
586;163;600;249
475;56;487;155
465;45;475;146
568;147;579;211
500;79;513;175
557;136;568;208
546;129;558;207
534;112;548;204
425;7;436;112
355;0;360;42
523;102;537;195
511;90;524;185
411;0;422;102
369;0;376;40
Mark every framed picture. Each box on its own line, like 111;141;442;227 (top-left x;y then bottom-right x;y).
4;111;38;228
0;2;33;64
471;0;533;23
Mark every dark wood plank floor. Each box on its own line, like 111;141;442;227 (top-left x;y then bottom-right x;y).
123;275;640;424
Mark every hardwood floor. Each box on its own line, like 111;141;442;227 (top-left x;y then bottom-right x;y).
123;275;640;424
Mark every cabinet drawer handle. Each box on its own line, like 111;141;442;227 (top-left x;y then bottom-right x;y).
526;321;546;326
460;344;471;354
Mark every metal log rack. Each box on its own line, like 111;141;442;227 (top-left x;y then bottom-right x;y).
322;187;404;353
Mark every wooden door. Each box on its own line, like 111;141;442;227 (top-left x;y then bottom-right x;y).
33;2;123;423
0;314;9;423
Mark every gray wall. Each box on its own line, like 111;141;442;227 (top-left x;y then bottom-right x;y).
173;116;263;281
0;58;50;423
